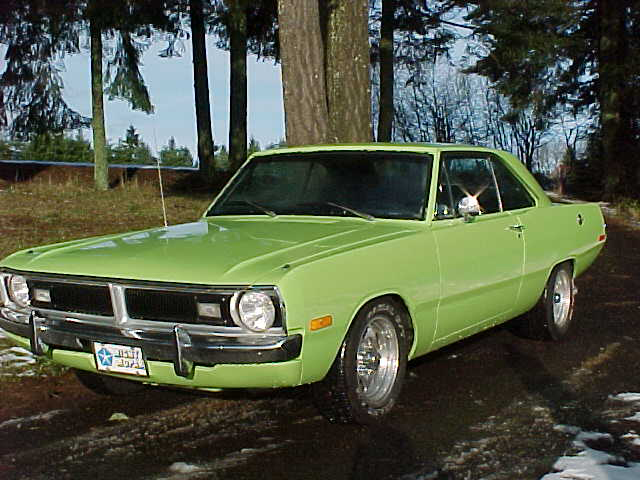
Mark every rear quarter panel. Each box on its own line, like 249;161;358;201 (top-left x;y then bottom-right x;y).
517;201;605;313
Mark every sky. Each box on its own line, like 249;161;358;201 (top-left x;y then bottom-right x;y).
1;35;285;156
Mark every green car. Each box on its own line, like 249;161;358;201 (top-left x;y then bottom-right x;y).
0;144;605;423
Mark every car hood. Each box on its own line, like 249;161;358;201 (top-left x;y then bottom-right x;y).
2;217;420;285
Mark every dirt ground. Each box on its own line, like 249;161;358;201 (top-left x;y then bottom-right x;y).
0;214;638;480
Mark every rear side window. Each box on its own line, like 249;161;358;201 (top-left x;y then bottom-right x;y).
491;159;535;211
435;152;534;219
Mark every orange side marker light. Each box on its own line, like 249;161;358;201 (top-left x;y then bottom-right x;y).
310;315;333;331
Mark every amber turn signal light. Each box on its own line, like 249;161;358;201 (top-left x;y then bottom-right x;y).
310;315;333;331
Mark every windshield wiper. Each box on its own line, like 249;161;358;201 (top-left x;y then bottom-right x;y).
327;202;375;221
244;200;277;217
217;199;277;217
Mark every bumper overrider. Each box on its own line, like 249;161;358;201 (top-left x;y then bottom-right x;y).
0;270;302;381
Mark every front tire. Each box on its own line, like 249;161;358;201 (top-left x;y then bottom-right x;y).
313;298;411;424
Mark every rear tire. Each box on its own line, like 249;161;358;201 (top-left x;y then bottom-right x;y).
74;369;146;396
312;298;411;424
512;263;575;341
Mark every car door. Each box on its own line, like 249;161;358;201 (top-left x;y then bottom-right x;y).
431;151;529;346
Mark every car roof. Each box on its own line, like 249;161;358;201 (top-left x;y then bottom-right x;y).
250;143;499;158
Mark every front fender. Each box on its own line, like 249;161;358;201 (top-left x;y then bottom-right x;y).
277;229;439;384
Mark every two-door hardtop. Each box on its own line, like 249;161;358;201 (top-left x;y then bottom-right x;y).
0;144;605;423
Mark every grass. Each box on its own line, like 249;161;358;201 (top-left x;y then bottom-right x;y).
0;180;215;260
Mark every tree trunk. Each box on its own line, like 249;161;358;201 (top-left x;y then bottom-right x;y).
277;0;331;145
598;0;634;199
90;19;108;191
190;0;215;181
377;0;394;142
324;0;372;143
228;1;247;171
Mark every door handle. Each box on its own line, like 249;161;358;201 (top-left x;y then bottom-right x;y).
507;224;525;232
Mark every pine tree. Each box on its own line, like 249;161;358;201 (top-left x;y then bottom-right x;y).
160;136;194;166
463;0;640;198
110;125;154;165
0;1;90;139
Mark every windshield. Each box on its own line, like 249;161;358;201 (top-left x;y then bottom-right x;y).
207;151;432;220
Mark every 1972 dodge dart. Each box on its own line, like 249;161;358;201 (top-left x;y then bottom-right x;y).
0;144;605;423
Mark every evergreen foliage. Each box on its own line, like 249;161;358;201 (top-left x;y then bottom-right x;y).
0;1;90;139
109;125;154;165
0;139;18;160
214;144;229;171
462;0;640;198
211;0;279;61
160;137;194;167
20;132;93;163
1;0;638;198
247;137;261;156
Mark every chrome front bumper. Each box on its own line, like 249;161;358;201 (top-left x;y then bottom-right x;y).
0;272;301;379
0;307;302;379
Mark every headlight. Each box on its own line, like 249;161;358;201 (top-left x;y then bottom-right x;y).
232;291;276;332
8;275;30;308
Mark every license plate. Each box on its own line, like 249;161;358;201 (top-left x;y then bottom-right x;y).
93;342;148;377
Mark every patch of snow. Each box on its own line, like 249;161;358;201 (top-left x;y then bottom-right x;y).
542;451;640;480
554;425;582;436
239;447;260;454
542;427;640;480
625;435;640;447
154;441;292;479
0;348;36;364
611;393;640;403
0;409;67;430
397;471;442;480
625;413;640;422
0;342;41;376
168;462;204;474
0;345;34;358
575;431;613;446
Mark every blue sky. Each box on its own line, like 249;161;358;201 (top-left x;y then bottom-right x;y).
1;35;285;156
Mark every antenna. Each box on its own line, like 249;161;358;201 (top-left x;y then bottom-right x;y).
153;128;168;228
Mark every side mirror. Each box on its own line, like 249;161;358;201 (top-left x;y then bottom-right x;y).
457;196;480;222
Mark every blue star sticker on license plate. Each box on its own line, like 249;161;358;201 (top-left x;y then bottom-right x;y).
93;342;148;376
96;347;113;367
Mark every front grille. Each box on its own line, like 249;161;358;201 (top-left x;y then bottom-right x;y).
126;289;198;323
30;281;113;316
21;275;280;329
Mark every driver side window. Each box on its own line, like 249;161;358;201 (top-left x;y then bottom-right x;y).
435;153;500;219
434;152;534;220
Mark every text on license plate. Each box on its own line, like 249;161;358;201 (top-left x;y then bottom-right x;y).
93;342;148;376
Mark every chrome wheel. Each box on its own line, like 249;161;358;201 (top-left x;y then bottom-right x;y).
510;263;575;342
552;268;572;330
312;298;410;424
355;315;400;408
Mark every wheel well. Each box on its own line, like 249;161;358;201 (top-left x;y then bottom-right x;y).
553;259;575;277
374;294;415;355
536;260;575;301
